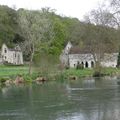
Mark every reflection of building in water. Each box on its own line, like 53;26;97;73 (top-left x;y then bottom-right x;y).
66;79;96;92
82;79;95;88
64;78;120;120
65;79;96;101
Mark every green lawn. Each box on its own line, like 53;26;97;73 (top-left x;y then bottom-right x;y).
63;68;94;77
63;68;120;78
0;65;29;77
0;65;120;79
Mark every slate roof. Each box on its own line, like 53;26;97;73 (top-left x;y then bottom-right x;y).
69;46;92;54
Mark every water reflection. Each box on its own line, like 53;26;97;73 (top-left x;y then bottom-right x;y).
0;77;120;120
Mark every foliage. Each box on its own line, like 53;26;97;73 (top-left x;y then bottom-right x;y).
0;77;9;83
0;5;119;55
0;65;119;82
0;5;119;72
17;9;54;74
76;63;84;70
33;52;59;75
48;16;68;55
22;73;39;82
0;5;23;47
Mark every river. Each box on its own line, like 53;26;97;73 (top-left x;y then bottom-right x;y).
0;76;120;120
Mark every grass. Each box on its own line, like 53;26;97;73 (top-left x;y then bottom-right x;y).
103;67;120;75
62;67;120;78
0;65;120;81
63;68;94;78
0;65;29;77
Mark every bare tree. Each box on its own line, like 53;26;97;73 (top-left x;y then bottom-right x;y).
110;0;120;27
84;4;118;71
18;9;54;74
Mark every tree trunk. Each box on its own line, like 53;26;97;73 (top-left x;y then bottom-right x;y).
29;44;34;75
29;52;34;75
92;53;102;74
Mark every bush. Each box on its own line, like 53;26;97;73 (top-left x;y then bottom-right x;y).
0;77;9;83
23;73;39;82
4;62;23;66
65;65;69;69
93;71;106;77
23;75;32;82
76;64;84;70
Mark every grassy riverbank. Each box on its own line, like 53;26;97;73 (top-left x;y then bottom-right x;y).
0;65;28;77
0;65;120;82
63;68;94;77
63;68;120;78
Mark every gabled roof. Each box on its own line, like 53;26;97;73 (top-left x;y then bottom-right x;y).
69;46;92;54
69;45;117;54
2;43;22;52
63;41;72;47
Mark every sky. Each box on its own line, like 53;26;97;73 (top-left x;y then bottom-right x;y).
0;0;104;20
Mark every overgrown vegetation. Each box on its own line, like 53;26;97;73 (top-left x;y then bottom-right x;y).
0;5;119;57
0;3;120;78
0;65;120;84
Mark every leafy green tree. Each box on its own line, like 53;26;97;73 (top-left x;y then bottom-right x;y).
48;16;66;55
0;5;19;46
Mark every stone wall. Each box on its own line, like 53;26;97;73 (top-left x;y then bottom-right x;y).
68;53;118;68
1;44;23;65
69;54;95;68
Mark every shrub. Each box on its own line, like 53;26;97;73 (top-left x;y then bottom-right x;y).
65;65;69;69
23;73;39;82
0;77;9;83
76;64;84;70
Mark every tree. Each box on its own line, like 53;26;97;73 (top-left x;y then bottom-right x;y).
48;15;68;55
18;9;54;74
83;4;118;74
0;5;19;46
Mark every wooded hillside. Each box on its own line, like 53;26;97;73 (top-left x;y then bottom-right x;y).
0;5;119;58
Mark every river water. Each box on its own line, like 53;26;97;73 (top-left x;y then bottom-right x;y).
0;77;120;120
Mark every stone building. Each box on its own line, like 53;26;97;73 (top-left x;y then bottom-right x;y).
60;42;118;68
0;44;23;65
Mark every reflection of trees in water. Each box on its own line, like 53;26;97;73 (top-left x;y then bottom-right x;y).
14;83;69;120
65;77;120;120
0;85;32;120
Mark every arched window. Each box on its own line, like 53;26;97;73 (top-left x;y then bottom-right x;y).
74;64;76;67
15;53;16;58
91;61;94;68
85;61;88;68
5;56;6;60
4;48;7;53
81;62;84;68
